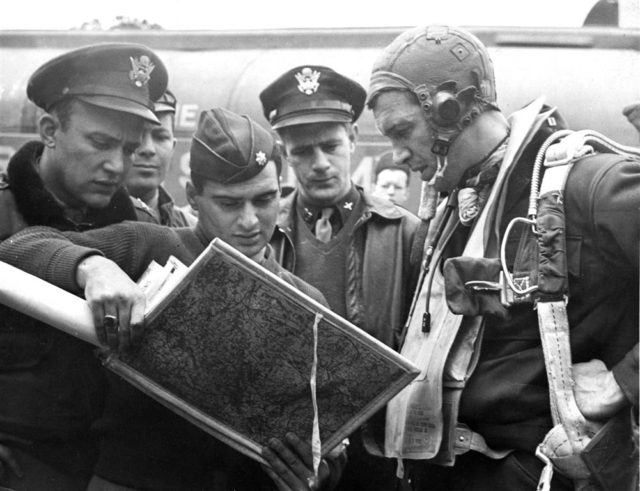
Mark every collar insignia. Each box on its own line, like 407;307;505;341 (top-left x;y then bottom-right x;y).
303;207;314;222
295;67;321;95
343;201;353;210
256;151;267;166
129;56;155;88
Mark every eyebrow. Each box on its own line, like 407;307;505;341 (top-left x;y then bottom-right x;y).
289;137;342;152
210;188;279;200
380;117;412;137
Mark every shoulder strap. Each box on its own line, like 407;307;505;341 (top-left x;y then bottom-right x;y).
533;130;639;490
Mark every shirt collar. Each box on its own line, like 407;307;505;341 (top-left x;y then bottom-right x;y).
296;185;360;225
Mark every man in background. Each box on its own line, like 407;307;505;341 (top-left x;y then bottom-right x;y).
126;88;196;227
372;150;411;206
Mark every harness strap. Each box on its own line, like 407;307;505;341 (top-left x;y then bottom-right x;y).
534;135;603;490
453;424;513;459
537;300;593;447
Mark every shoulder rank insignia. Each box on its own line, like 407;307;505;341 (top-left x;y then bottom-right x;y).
129;56;155;88
295;67;320;95
256;151;267;166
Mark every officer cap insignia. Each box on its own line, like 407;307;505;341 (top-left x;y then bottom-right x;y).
295;67;321;95
129;56;155;88
256;151;267;166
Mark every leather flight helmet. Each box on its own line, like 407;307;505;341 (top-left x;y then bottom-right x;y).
368;25;499;156
368;25;497;108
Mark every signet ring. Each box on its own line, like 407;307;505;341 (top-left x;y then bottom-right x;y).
104;314;118;332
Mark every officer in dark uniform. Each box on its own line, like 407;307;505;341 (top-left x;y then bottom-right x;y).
261;66;420;491
0;43;167;490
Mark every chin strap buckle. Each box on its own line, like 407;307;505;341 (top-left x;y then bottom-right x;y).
431;138;450;156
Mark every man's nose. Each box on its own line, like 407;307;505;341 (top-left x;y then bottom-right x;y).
136;131;155;158
392;146;410;166
103;146;136;177
311;147;331;171
238;203;259;228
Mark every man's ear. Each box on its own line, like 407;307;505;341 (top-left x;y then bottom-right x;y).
348;123;359;153
185;181;198;210
39;113;59;149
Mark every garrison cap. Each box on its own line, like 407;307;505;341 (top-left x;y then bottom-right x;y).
190;108;280;184
27;43;168;124
259;65;366;130
154;88;177;115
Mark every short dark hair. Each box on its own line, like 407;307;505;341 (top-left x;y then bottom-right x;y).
374;150;410;182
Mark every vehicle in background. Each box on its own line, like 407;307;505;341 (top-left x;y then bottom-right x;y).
1;12;638;213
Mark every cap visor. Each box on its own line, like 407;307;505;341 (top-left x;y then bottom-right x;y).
76;95;160;124
272;112;352;130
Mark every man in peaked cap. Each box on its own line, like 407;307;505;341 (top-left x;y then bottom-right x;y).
368;25;639;491
0;108;346;491
127;89;197;227
261;65;420;491
0;43;168;489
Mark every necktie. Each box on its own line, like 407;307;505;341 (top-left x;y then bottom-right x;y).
314;208;334;243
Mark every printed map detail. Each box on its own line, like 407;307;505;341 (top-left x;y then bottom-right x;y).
115;241;417;458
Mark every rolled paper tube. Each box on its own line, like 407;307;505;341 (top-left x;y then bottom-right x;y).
0;261;99;346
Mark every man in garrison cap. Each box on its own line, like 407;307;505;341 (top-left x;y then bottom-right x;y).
0;43;168;489
0;108;346;491
261;65;421;491
127;89;197;227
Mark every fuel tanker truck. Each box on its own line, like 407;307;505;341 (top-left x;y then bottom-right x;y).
0;25;638;212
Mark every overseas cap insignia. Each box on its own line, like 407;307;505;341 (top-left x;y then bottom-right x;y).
190;107;280;184
295;67;321;95
129;55;155;88
256;151;267;166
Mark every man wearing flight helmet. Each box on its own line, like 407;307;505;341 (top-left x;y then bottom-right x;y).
368;25;639;490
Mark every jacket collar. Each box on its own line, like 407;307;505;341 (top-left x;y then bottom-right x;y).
6;140;138;230
277;184;405;233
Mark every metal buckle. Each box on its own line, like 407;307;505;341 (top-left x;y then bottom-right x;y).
500;216;540;297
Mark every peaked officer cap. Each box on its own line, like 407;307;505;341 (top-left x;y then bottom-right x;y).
260;65;366;130
27;43;168;124
154;88;177;115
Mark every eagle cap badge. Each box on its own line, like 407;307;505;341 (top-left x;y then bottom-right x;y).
129;55;155;88
295;67;321;95
256;151;267;166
